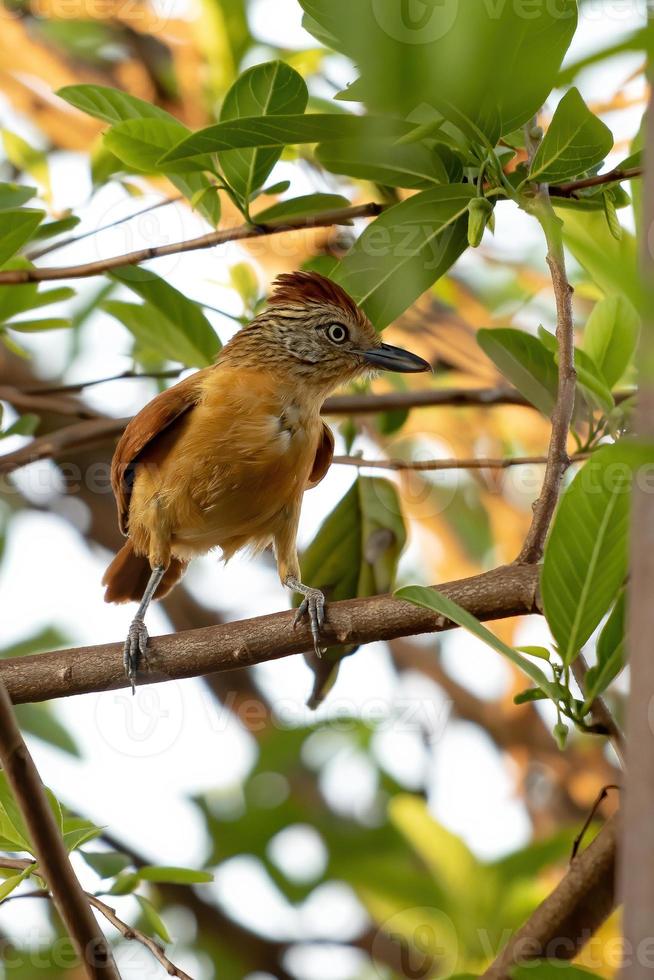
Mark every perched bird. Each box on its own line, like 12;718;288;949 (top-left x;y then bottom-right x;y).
103;271;430;688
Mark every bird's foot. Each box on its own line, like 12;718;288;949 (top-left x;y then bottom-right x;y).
123;619;148;694
293;587;326;658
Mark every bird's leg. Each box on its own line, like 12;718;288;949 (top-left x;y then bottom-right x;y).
285;575;326;658
124;564;165;693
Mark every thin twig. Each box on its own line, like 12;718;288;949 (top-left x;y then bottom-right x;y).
0;684;119;978
88;894;193;980
26;195;184;261
0;385;102;420
22;369;185;396
0;564;540;704
0;859;192;980
517;193;577;563
333;451;590;472
551;166;642;197
0;203;384;284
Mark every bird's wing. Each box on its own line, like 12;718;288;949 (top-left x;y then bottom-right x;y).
111;369;210;535
307;422;334;489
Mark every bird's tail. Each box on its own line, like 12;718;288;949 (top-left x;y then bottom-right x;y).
102;541;187;604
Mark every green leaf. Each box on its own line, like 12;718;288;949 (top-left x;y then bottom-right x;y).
7;318;71;333
0;183;36;210
254;193;350;223
573;347;614;415
584;295;640;388
516;645;551;661
511;964;604;980
300;0;576;143
135;895;172;943
108;871;140;895
315;139;449;189
513;688;549;705
0;209;44;267
584;591;626;708
104;118;213;176
559;209;641;309
63;824;102;852
0;771;32;852
137;865;213;884
81;850;132;879
529;88;613;184
395;585;558;701
14;703;80;757
30;215;80;243
300;476;406;705
477;328;558;418
219;61;308;206
1;413;40;438
109;266;220;367
57;83;173;124
541;444;646;665
0;866;33;903
160;114;414;164
2;132;50;198
66;90;219;225
333;184;474;329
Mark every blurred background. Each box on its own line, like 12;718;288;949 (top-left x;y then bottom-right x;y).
0;0;645;977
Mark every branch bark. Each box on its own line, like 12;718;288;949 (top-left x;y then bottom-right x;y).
483;815;618;979
0;564;540;704
0;683;119;978
517;194;577;563
0;203;383;284
333;451;590;472
619;50;654;980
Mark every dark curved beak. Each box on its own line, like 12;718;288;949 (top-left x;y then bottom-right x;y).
361;343;431;374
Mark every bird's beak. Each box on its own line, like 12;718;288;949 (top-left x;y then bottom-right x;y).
360;343;431;374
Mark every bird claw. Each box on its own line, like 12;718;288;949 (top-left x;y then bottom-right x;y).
123;620;149;694
293;588;326;658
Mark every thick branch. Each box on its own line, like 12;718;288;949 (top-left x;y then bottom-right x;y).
517;196;577;563
0;684;119;978
0;203;383;284
619;56;654;979
483;815;618;979
0;565;540;704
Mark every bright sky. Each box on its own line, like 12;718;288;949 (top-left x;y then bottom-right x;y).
0;2;645;977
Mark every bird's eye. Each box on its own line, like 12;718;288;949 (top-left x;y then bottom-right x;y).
326;323;349;345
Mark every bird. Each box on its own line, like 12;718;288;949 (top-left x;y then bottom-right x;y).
102;270;430;689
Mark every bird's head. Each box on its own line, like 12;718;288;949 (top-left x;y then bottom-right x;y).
225;271;430;395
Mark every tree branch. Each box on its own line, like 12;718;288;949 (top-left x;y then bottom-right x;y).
0;203;384;284
0;683;119;978
517;195;577;563
619;50;654;978
333;451;590;472
550;166;642;197
0;564;540;704
482;815;618;979
0;859;192;980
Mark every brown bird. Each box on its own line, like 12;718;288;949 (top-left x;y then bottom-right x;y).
103;271;430;688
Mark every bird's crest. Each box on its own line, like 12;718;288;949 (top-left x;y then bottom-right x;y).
269;271;367;326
